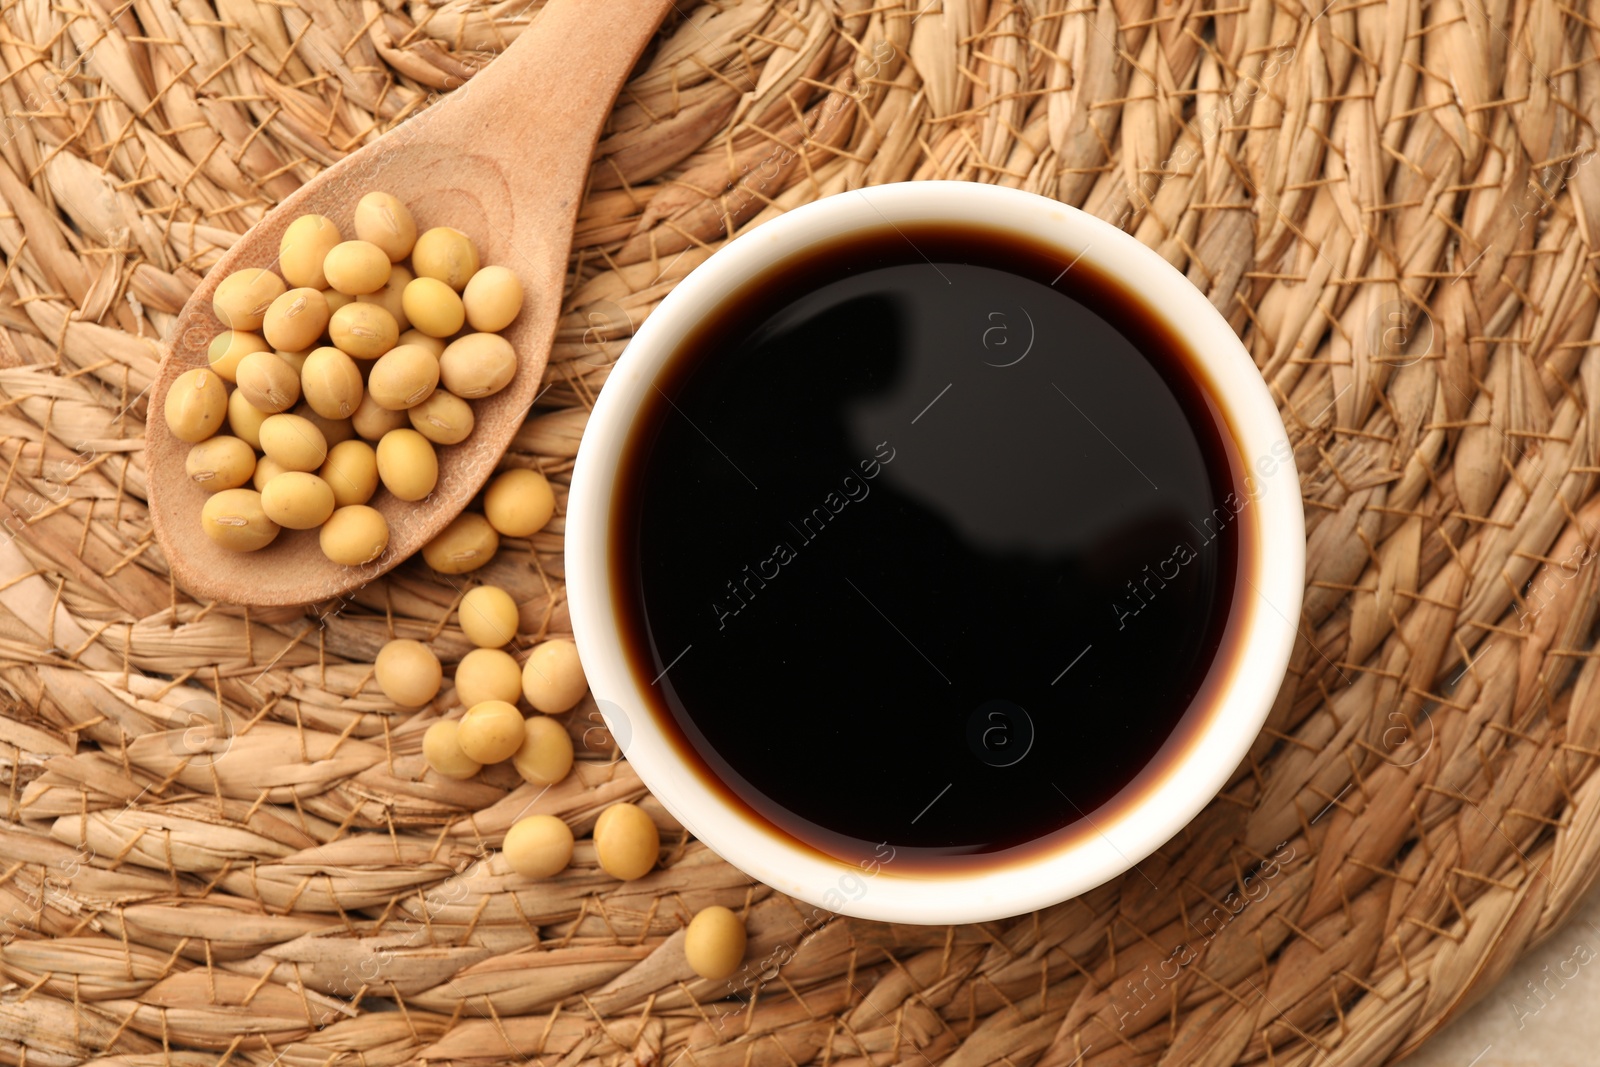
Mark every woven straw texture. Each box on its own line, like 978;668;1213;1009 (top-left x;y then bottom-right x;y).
0;0;1598;1064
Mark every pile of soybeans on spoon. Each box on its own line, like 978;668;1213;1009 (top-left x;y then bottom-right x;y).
165;192;525;568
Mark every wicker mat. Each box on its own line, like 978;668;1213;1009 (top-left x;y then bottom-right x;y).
0;0;1596;1064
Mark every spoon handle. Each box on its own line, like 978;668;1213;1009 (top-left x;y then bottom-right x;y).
145;0;680;608
448;0;678;197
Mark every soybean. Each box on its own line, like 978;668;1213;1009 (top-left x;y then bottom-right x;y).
422;513;497;574
512;714;574;787
300;347;364;420
322;240;391;295
164;368;228;443
502;815;573;879
375;428;437;501
190;207;533;581
368;345;439;411
353;192;417;262
227;390;271;450
397;329;446;357
262;288;331;352
320;504;389;566
320;439;379;506
401;276;465;338
351;392;409;441
684;906;747;981
260;471;336;530
456;700;525;764
484;468;555;537
212;269;286;331
328;302;399;359
522;638;586;713
422;719;482;780
454;648;523;708
439;333;516;398
411;226;479;290
462;265;524;332
200;489;280;552
207;330;269;382
185;436;256;492
374;639;442;707
258;413;328;471
279;214;342;289
273;347;311;376
459;585;519;648
408;390;475;445
235;352;301;414
594;802;659;881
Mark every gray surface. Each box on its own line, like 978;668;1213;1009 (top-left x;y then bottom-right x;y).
1403;885;1600;1067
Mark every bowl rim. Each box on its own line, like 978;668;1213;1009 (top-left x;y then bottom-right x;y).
565;180;1305;925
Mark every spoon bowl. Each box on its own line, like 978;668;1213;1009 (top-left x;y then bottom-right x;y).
147;0;672;607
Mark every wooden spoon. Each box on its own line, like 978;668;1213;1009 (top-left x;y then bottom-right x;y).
147;0;674;607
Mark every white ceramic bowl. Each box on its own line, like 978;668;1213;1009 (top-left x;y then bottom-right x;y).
566;181;1303;924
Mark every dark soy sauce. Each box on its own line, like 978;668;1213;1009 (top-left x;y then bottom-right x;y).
611;222;1250;871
